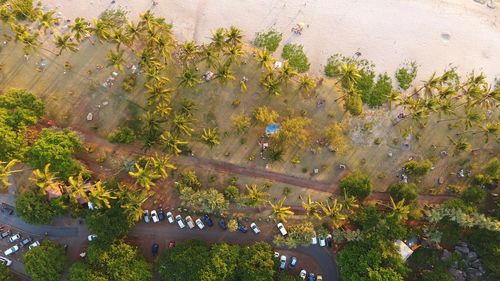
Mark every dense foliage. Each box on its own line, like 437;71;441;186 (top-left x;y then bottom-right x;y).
281;44;310;73
395;61;417;90
15;189;56;224
254;29;282;52
340;173;373;200
0;264;16;281
107;127;136;144
387;183;418;203
23;240;67;281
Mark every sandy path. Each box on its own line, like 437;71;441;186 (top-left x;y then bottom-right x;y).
41;0;500;82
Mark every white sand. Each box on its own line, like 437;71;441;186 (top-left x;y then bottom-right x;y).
42;0;500;82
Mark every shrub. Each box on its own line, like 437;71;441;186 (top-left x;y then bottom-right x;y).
15;190;56;224
344;94;363;116
387;183;418;203
122;74;137;93
461;186;486;205
23;240;67;281
395;61;417;90
282;44;310;73
107;127;136;144
340;173;372;200
254;29;282;52
324;54;374;78
224;185;240;201
404;160;432;177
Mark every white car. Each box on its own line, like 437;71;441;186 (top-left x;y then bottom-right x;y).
274;251;280;258
311;233;318;245
185;216;195;229
319;236;326;247
195;218;205;229
279;255;287;271
250;222;260;234
277;223;288;236
28;241;40;250
166;212;174;224
150;210;159;223
175;215;185;229
8;233;20;243
299;269;307;279
88;234;97;241
0;256;12;266
4;245;19;256
143;210;150;223
316;275;323;281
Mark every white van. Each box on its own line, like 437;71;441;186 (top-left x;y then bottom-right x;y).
4;245;19;256
277;223;288;236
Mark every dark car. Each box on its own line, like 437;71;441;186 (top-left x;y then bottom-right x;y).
326;236;332;247
289;256;297;268
218;219;227;230
158;207;165;221
308;273;315;281
237;222;248;233
0;231;10;239
19;237;32;247
168;240;176;248
152;243;159;256
203;215;213;227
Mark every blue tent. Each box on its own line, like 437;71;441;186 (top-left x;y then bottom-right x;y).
265;123;280;135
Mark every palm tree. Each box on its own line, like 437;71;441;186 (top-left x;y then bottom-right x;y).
210;27;226;49
160;131;188;155
53;34;79;55
92;18;111;43
438;108;483;130
255;48;274;71
110;28;127;50
180;41;199;64
129;163;161;190
224;44;244;65
88;181;117;209
387;197;410;221
148;153;176;179
225;26;243;46
66;172;89;204
319;199;346;229
69;17;91;43
336;62;361;90
200;44;218;69
463;122;500;143
0;159;21;190
139;48;160;69
215;63;235;85
261;73;282;96
342;191;359;214
301;195;322;220
447;136;472;155
30;164;58;195
37;10;59;33
106;49;125;71
200;128;220;148
141;112;165;150
172;113;194;136
154;35;173;63
243;184;269;207
124;20;141;46
178;67;201;88
0;5;12;24
278;61;298;85
120;189;152;222
179;98;197;117
269;197;295;223
145;65;169;84
11;24;40;54
387;91;402;110
297;74;316;96
145;82;173;106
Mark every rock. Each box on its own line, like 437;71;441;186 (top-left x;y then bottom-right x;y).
470;259;481;269
468;251;478;261
86;113;93;121
467;267;482;278
474;0;486;4
388;152;393;157
455;245;470;255
438;177;444;185
458;242;468;248
449;268;466;281
441;249;452;262
102;101;109;106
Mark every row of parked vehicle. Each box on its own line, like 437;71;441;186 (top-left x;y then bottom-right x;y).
276;253;323;280
0;226;41;266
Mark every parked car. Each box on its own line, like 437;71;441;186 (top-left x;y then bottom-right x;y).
218;219;227;230
289;256;297;268
319;236;326;247
0;256;12;266
299;269;307;279
175;215;185;229
279;255;287;271
143;210;150;223
307;273;315;281
168;240;176;248
277;223;288;236
237;221;248;233
4;245;19;256
311;233;318;245
88;234;97;241
1;231;10;239
316;275;323;281
195;218;205;230
166;212;174;224
28;241;40;250
8;233;20;243
158;207;165;221
250;222;260;234
185;216;195;229
19;237;32;247
151;243;159;256
203;215;213;227
150;210;159;223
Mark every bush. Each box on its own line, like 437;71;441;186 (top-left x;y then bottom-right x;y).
282;44;310;73
461;186;486;205
344;94;363;116
340;173;372;200
23;240;67;281
0;88;45;130
224;185;240;201
404;160;432;177
254;29;283;52
324;54;374;78
395;61;417;90
16;190;56;224
107;127;136;144
122;74;137;93
387;183;418;203
11;0;35;21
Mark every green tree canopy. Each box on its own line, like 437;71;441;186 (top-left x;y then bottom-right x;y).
23;240;67;281
15;189;56;224
238;242;276;281
404;160;432;177
0;264;16;281
0;88;44;131
387;183;418;203
201;243;240;281
281;43;310;73
340;173;373;201
157;240;211;281
68;262;108;281
254;29;282;52
25;128;82;179
86;198;135;244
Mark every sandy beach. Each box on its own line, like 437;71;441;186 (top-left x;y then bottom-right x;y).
41;0;500;82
